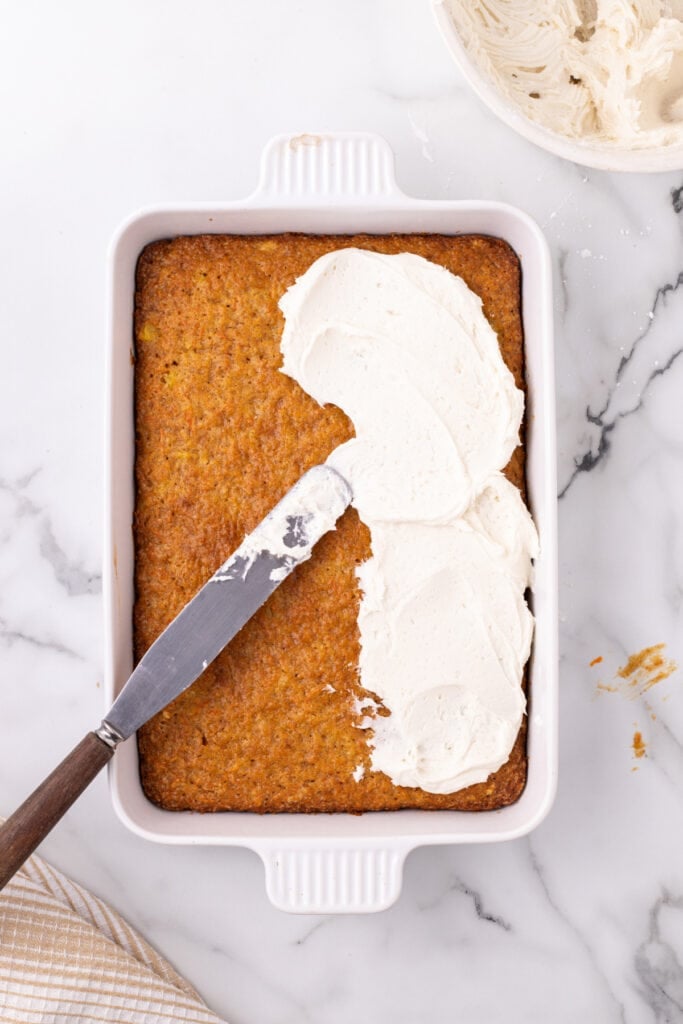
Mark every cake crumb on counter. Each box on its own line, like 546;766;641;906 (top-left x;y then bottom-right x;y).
632;730;647;760
617;643;677;696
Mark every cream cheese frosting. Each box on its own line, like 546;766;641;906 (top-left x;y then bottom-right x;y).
446;0;683;149
279;248;538;794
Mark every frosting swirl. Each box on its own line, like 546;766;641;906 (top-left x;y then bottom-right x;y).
279;249;538;794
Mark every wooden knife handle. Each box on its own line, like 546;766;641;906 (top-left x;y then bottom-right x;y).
0;733;114;891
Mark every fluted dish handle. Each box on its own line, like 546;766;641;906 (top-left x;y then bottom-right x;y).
259;844;409;914
253;132;404;203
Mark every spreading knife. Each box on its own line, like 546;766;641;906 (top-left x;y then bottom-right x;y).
0;465;352;891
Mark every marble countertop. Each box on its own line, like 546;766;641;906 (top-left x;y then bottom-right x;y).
2;1;683;1021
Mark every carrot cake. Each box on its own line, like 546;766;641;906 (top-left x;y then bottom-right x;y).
133;233;534;813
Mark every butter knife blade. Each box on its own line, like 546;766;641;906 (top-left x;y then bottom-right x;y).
104;464;352;742
0;464;351;890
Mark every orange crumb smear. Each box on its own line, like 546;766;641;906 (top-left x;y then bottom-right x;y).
589;656;603;667
619;643;668;679
632;731;647;759
617;643;678;696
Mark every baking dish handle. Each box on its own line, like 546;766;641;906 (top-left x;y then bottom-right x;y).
259;843;409;914
253;132;404;203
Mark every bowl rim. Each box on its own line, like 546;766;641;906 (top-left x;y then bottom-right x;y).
431;0;683;174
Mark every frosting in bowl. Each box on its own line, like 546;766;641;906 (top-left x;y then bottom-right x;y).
446;0;683;149
279;248;538;794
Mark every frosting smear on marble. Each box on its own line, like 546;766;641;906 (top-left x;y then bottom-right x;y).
447;0;683;149
279;248;538;794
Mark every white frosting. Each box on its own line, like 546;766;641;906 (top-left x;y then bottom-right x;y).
279;249;538;794
447;0;683;149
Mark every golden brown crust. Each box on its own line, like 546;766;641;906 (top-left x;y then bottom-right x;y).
134;233;528;813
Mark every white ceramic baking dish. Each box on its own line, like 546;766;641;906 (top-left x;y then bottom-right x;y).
104;132;557;915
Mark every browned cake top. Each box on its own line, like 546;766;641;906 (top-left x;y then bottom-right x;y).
134;233;527;813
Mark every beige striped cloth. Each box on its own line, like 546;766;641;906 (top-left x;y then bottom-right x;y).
0;843;225;1023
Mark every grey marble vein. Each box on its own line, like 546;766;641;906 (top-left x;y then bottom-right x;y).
417;870;512;931
559;273;683;499
39;519;101;597
373;85;464;105
0;616;83;661
605;273;683;401
0;473;101;597
294;919;329;946
449;876;512;932
671;184;683;215
134;907;316;1024
634;890;683;1022
643;713;683;796
528;840;627;1023
655;477;683;618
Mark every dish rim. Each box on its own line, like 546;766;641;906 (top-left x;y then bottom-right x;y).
104;131;558;913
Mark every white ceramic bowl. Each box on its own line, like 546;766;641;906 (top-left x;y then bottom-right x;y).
105;132;558;914
432;0;683;173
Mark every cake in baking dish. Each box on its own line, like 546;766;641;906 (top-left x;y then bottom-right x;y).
133;232;531;813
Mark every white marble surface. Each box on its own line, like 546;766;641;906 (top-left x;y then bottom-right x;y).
2;1;683;1021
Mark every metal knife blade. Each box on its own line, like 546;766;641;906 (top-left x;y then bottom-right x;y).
0;464;352;893
103;464;352;742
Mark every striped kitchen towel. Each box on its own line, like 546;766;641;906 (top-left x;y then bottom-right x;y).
0;842;225;1023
